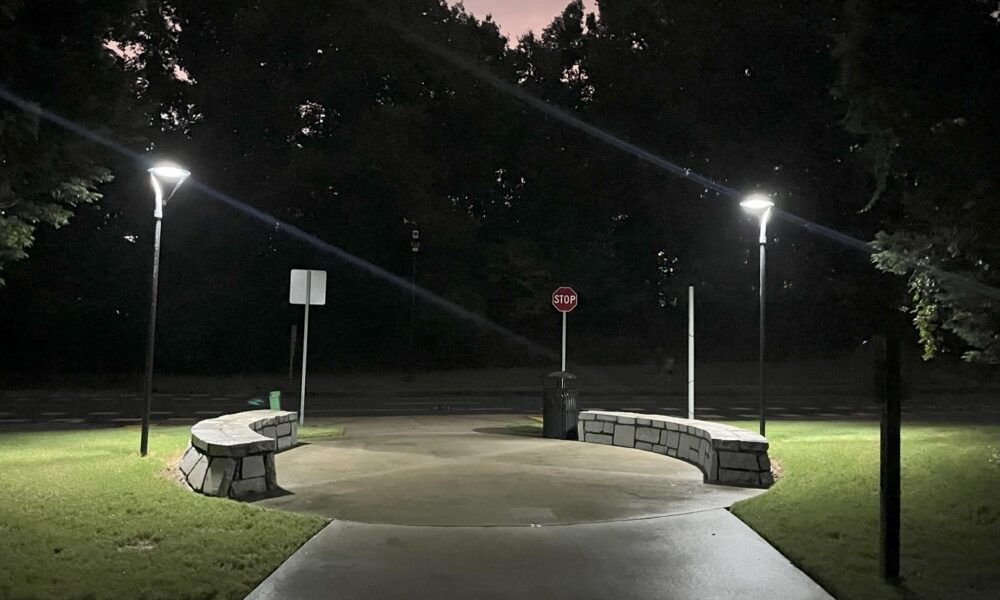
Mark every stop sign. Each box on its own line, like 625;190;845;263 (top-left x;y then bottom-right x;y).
552;286;578;313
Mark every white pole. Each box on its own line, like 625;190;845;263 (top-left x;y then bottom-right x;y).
688;285;695;420
299;271;311;426
560;311;568;389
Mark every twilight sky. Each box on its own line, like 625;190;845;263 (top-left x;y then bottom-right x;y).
456;0;592;40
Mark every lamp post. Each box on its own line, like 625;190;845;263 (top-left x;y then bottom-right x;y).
404;218;420;371
740;193;774;437
140;164;191;457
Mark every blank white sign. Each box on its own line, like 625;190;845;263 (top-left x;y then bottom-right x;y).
289;269;327;305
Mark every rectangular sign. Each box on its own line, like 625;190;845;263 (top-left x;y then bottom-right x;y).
289;269;327;305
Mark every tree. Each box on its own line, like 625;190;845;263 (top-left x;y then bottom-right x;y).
0;0;138;282
837;0;1000;362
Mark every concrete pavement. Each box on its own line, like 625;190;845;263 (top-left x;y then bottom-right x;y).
246;415;832;599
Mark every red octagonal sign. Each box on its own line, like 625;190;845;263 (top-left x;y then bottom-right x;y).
552;286;578;313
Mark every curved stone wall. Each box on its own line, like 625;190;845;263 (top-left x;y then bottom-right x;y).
178;410;298;498
578;410;773;488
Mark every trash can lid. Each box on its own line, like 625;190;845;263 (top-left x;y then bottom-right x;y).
544;371;576;379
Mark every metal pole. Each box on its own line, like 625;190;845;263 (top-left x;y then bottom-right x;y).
688;285;694;420
299;271;311;427
880;334;901;581
288;324;298;387
410;251;416;370
561;311;567;372
759;238;766;437
140;217;162;457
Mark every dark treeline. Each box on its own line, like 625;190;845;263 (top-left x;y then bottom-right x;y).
1;0;996;376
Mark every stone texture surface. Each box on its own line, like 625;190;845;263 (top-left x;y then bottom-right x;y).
576;410;773;489
612;425;635;447
231;476;268;496
635;427;659;444
242;455;266;479
187;454;208;492
584;433;612;445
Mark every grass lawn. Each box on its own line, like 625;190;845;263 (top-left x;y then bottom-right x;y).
0;424;331;600
726;420;1000;600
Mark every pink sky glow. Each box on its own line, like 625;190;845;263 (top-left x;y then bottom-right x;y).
455;0;592;41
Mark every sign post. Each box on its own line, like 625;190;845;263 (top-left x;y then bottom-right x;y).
551;286;578;374
688;285;695;420
290;269;327;426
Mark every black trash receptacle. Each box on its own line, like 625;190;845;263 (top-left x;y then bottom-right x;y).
542;371;578;440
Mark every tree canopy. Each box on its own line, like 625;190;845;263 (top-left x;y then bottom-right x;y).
1;0;996;374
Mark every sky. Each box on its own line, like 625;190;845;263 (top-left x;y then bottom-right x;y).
456;0;591;40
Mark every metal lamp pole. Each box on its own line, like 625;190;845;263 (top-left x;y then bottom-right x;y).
404;219;420;370
140;165;190;457
740;194;774;437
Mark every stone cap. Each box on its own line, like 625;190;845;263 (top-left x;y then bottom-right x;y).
578;410;768;451
191;410;298;457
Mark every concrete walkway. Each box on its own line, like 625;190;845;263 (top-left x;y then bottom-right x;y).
247;415;831;599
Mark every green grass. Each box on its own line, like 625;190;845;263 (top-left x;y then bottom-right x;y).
0;426;327;600
726;421;1000;600
297;422;345;440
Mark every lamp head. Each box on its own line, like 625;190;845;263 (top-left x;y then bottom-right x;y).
148;163;191;219
741;193;774;243
740;193;775;214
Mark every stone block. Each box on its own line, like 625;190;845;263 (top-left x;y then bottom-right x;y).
585;433;613;445
617;416;636;425
718;451;761;471
241;454;266;479
637;418;651;426
186;454;208;492
202;457;237;497
584;420;604;433
264;453;277;489
759;471;775;487
652;444;669;454
686;446;701;463
578;412;596;421
290;425;298;446
596;414;617;422
666;430;680;448
230;477;267;497
179;445;201;476
276;422;292;437
635;427;659;443
757;453;771;471
635;441;653;451
664;421;679;431
667;447;678;457
277;435;292;451
602;421;615;433
612;425;636;448
718;468;761;486
260;426;277;439
652;420;666;429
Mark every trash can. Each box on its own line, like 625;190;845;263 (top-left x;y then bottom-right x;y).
542;371;579;440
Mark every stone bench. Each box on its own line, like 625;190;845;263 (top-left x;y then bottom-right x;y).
177;410;298;498
577;410;773;488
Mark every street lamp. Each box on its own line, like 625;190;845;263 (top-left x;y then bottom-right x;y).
140;163;191;457
740;193;774;437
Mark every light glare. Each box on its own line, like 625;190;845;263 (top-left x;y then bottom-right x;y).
740;194;774;213
148;164;191;180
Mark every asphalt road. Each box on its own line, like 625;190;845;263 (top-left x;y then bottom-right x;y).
2;384;1000;426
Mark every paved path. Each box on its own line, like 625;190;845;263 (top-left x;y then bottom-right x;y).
246;416;831;599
